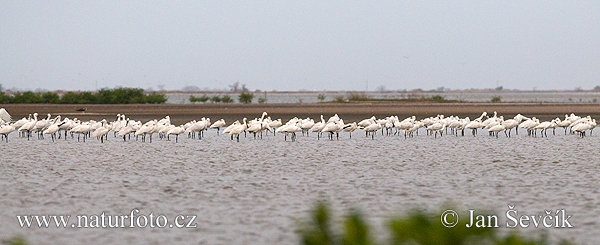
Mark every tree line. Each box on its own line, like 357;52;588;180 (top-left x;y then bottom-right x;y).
189;92;255;104
0;88;167;104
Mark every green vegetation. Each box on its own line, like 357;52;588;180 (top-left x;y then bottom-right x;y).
0;88;166;104
318;93;326;102
2;235;28;245
491;96;502;103
210;95;222;103
329;93;455;103
431;94;445;102
347;92;370;101
258;97;267;104
221;95;234;103
239;92;254;103
189;95;210;103
299;201;572;245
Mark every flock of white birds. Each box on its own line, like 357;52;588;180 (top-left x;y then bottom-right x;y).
0;108;597;143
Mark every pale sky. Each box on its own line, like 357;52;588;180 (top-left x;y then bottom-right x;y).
1;1;599;91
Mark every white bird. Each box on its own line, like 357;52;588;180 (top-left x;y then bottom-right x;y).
229;118;248;142
43;117;62;142
167;125;186;142
0;123;15;142
322;119;343;140
267;118;283;135
342;122;358;139
118;121;136;141
0;108;11;124
32;113;52;139
279;121;302;141
572;120;593;137
488;124;505;138
223;120;240;135
18;113;38;140
464;119;482;136
70;122;93;142
310;115;326;139
362;121;382;139
92;120;111;143
300;117;315;136
210;119;226;135
426;122;445;138
135;120;157;142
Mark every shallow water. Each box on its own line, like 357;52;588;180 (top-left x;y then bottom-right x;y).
1;129;599;244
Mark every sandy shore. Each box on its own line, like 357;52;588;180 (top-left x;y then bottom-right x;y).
2;103;600;125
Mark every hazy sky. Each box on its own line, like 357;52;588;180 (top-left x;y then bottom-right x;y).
1;1;599;91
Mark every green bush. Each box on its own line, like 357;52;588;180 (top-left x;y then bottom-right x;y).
221;95;234;103
258;97;267;104
431;95;446;102
318;94;326;102
210;95;222;103
146;92;168;103
491;96;501;103
42;92;61;103
239;92;254;103
190;95;210;103
60;92;81;104
0;88;167;104
0;92;12;103
12;91;44;103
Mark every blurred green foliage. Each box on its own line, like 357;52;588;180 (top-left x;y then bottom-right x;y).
299;201;573;245
0;88;167;104
1;235;28;245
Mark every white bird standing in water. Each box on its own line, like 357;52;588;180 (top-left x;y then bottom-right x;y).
210;119;226;135
18;113;38;140
229;118;248;142
342;122;358;139
0;123;15;142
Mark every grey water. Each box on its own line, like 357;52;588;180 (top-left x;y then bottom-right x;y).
1;129;599;244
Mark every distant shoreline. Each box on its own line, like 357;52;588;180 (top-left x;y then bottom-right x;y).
4;89;600;94
3;102;599;125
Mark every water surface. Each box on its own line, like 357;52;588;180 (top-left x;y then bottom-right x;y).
1;130;598;244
